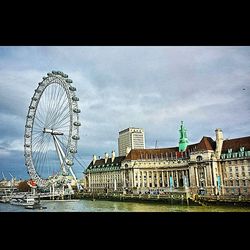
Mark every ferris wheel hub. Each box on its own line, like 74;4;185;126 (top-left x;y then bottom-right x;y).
43;128;64;135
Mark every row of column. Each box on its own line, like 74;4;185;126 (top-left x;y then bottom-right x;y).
129;170;190;188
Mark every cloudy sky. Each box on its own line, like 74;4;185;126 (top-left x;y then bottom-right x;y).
0;46;249;180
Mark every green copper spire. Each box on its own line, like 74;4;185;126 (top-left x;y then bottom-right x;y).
179;121;188;152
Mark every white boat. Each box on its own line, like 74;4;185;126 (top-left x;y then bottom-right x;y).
0;196;11;203
10;196;36;206
25;203;47;210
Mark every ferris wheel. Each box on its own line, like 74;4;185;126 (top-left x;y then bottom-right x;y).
24;71;81;188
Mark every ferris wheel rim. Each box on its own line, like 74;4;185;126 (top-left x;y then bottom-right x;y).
24;71;80;187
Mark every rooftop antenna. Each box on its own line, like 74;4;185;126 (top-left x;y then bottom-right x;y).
155;140;158;149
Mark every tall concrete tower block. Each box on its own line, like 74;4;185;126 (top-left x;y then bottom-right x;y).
215;128;223;159
118;127;145;156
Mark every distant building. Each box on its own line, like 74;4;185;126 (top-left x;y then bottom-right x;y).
84;122;250;197
118;127;145;156
85;151;125;193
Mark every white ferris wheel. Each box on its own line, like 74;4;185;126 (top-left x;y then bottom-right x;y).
24;71;81;188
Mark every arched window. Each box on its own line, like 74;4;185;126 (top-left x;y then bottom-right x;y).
196;155;203;161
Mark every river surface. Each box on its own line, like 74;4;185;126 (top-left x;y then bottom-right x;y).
1;199;250;212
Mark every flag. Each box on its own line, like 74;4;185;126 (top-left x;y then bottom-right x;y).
217;176;221;191
184;176;187;187
114;179;117;191
169;176;173;188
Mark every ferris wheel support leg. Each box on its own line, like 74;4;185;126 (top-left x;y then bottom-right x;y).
52;135;67;174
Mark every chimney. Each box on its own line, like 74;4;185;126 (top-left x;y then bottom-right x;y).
93;155;97;165
126;147;131;156
215;128;223;159
111;150;115;162
104;152;109;163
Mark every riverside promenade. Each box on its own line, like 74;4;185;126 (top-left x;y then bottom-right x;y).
73;192;250;207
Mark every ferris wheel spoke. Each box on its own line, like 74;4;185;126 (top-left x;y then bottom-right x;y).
34;114;46;128
47;108;70;130
46;86;66;128
53;107;70;126
35;136;50;176
44;83;57;128
36;104;46;124
47;96;69;128
54;113;70;128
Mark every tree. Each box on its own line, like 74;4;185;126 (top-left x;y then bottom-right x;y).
18;181;30;192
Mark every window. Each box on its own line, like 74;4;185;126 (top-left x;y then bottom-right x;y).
230;180;233;186
243;180;246;187
235;166;238;172
241;166;245;171
229;167;232;172
196;156;203;161
236;180;239;186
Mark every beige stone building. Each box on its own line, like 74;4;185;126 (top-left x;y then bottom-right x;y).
84;123;250;197
84;151;125;193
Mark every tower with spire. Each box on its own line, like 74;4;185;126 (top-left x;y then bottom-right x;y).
179;121;188;152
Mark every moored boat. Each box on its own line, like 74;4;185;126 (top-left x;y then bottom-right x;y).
10;196;36;206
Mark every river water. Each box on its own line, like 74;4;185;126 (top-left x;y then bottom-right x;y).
1;199;250;212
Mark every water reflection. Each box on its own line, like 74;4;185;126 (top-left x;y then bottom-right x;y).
1;199;250;212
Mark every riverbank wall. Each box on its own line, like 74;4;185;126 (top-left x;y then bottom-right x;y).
73;192;200;206
73;192;250;207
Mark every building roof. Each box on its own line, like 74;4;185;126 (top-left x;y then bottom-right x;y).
125;136;216;161
87;156;126;169
187;136;216;152
125;147;179;161
222;136;250;153
119;127;144;134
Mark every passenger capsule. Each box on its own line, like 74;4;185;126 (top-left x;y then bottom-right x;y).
35;89;41;93
73;108;81;113
47;73;53;77
25;124;32;128
72;96;79;101
27;115;33;119
69;86;76;91
62;73;68;78
66;159;73;166
24;144;30;147
72;135;80;140
32;97;38;101
73;121;81;126
52;70;57;74
29;106;35;109
70;148;77;153
42;76;47;80
66;79;73;83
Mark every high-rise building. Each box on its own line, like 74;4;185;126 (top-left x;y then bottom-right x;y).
118;127;145;156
